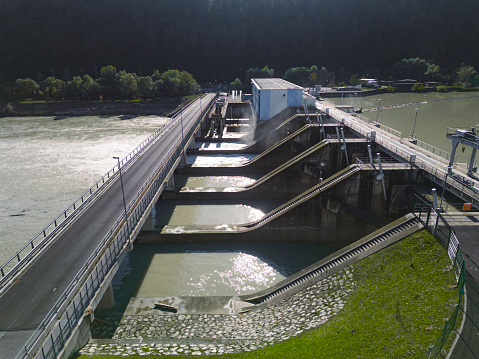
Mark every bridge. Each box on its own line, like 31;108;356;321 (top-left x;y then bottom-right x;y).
2;93;479;358
0;94;217;359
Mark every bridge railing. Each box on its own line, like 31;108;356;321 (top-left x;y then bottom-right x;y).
413;195;468;359
0;110;181;288
326;106;479;208
15;94;216;359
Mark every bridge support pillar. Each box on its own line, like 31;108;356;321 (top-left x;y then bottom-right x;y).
165;175;175;190
188;137;196;149
142;211;154;231
97;283;115;310
179;151;187;167
59;310;94;359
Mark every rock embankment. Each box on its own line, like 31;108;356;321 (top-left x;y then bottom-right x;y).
80;267;354;356
0;98;181;117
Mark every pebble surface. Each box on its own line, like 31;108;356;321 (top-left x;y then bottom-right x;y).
80;267;354;356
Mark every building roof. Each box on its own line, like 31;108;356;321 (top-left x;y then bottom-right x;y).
252;78;303;90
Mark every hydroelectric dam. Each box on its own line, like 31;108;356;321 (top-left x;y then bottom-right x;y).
1;80;479;358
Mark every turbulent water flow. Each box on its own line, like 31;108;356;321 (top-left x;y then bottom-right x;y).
0;115;169;265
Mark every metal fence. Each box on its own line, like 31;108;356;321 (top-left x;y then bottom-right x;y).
14;94;215;359
413;195;468;358
324;105;479;209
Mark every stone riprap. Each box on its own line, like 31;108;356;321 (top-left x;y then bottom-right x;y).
79;267;353;356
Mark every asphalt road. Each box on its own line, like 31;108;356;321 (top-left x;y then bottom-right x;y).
0;94;215;358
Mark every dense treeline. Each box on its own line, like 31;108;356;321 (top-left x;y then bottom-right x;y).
3;66;199;101
0;0;478;84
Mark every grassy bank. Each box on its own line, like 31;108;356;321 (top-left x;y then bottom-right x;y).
77;230;458;358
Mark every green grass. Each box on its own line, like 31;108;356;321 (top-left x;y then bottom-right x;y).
77;230;458;358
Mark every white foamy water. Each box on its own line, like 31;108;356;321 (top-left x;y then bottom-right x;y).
195;142;248;151
187;154;256;167
136;251;286;297
180;176;256;189
0;115;168;265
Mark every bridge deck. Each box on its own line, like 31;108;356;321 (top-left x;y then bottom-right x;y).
0;94;215;358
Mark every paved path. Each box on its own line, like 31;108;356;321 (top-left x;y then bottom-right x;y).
0;94;215;358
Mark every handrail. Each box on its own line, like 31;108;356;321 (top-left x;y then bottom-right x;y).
242;113;306;149
15;93;216;359
0;97;203;286
243;140;330;190
324;105;479;209
240;125;313;166
241;164;360;229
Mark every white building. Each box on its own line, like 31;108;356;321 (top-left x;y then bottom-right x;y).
252;78;303;121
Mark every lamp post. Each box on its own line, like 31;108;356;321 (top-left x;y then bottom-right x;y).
376;99;382;124
180;109;184;141
412;108;419;140
113;156;130;239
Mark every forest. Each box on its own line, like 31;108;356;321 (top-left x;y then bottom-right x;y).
0;0;479;85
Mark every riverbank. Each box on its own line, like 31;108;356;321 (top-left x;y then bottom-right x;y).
0;98;182;118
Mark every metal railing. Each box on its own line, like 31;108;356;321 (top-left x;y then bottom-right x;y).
15;94;216;359
0;97;206;287
413;195;468;358
324;106;479;209
350;112;403;138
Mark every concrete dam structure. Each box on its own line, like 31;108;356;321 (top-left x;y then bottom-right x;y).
142;105;424;244
5;85;476;358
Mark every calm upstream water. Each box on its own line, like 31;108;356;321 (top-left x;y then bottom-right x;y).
328;92;479;162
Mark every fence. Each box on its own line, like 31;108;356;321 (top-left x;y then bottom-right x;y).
413;195;468;358
324;105;479;209
14;93;215;359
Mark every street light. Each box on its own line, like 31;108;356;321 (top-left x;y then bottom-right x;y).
113;156;130;240
376;99;382;124
412;108;419;140
180;109;184;141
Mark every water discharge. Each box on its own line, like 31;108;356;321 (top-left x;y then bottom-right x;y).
0;115;168;265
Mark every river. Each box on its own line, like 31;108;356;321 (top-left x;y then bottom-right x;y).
328;92;479;162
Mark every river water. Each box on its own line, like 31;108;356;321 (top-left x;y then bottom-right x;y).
328;92;479;162
2;92;478;302
0;115;169;265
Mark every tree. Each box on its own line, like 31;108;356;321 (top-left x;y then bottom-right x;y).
14;78;39;100
456;64;477;86
388;58;436;81
115;71;138;99
65;75;100;100
349;74;360;86
156;69;199;97
284;67;311;86
137;76;154;98
99;65;117;85
245;66;274;87
230;78;243;91
41;77;66;99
